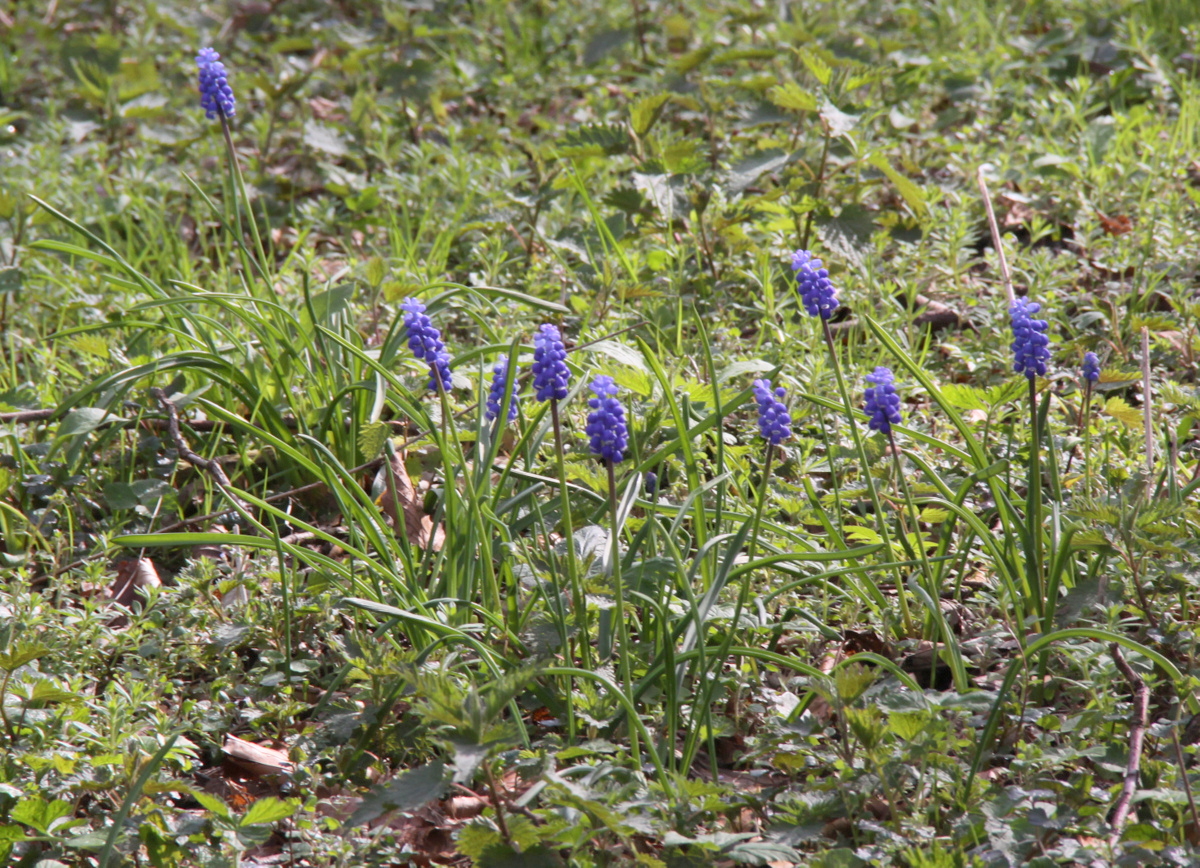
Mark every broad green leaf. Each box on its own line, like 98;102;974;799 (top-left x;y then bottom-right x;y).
57;407;121;438
304;120;348;156
800;49;832;86
0;266;21;294
11;797;72;834
358;421;390;460
725;149;790;196
630;93;671;137
345;761;447;827
1104;396;1142;430
767;82;817;113
0;641;50;671
867;153;929;222
939;384;988;411
191;789;232;819
819;100;858;138
585;339;646;371
239;797;299;827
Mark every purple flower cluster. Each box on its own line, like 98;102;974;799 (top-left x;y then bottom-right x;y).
196;48;236;120
400;298;453;393
792;249;838;320
752;379;792;446
1010;297;1052;380
586;376;629;465
1082;352;1100;384
864;367;903;435
532;324;570;402
485;355;519;422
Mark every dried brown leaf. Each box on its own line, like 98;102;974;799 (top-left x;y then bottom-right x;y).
378;451;444;551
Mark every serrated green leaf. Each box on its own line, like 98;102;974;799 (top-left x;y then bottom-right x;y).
800;50;832;86
0;267;22;294
191;789;232;819
0;641;50;671
867;152;929;222
671;45;714;74
727;838;803;864
939;384;988;411
239;796;299;827
888;710;931;741
1104;396;1142;430
57;407;122;438
345;761;447;827
358;420;390;460
585;340;646;371
630;93;671;137
555;123;629;158
819;100;858;137
768;82;817;113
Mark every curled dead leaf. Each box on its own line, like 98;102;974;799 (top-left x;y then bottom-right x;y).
378;451;445;551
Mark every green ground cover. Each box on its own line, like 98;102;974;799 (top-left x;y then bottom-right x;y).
3;0;1200;864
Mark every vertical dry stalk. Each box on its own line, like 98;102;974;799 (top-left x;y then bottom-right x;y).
1141;327;1154;477
976;167;1017;306
1108;643;1149;845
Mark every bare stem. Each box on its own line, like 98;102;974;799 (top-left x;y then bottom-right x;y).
976;168;1016;306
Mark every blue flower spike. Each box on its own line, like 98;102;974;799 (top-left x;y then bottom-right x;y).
586;375;629;465
1082;351;1100;385
752;378;792;446
400;298;453;393
1010;297;1052;380
792;250;838;320
864;367;903;435
196;48;236;121
532;324;570;402
485;355;519;422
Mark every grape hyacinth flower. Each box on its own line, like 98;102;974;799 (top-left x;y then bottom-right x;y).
752;379;792;446
196;48;236;120
586;376;629;465
792;250;838;320
1082;351;1100;384
864;367;903;435
1010;297;1052;380
400;298;452;392
485;355;519;422
532;324;570;402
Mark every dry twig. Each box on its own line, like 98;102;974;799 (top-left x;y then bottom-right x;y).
1108;643;1149;845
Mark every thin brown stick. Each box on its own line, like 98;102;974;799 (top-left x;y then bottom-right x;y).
976;168;1016;306
1108;643;1149;845
151;388;249;514
1141;327;1154;478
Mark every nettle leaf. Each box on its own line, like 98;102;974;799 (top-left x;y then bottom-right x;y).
800;49;833;86
555;123;629;158
358;421;390;460
630;94;671;137
1103;396;1142;430
670;45;714;74
727;839;803;865
867;153;929;223
585;340;646;371
304;120;349;157
0;641;50;671
725;149;790;196
819;100;858;138
817;204;875;270
345;761;447;828
239;796;299;827
768;82;817;113
57;407;122;438
938;384;988;411
0;267;23;294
